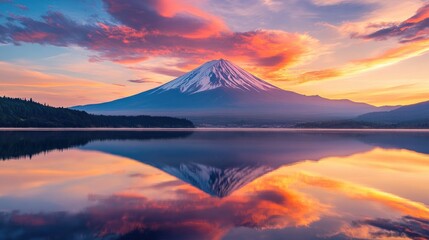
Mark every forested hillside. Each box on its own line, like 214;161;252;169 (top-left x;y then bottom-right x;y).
0;97;194;128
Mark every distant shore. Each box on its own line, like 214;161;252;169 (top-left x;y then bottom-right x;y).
2;127;429;132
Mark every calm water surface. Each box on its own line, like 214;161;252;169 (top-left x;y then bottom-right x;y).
0;130;429;240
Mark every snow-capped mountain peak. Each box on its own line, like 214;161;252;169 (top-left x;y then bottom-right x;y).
74;59;385;126
153;59;279;94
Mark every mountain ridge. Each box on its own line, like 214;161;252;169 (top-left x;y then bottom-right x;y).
357;100;429;123
295;100;429;129
74;59;392;126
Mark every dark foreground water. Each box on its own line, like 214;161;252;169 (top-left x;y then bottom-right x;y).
0;130;429;240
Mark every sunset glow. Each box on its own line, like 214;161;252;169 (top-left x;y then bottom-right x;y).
2;0;429;106
1;133;429;239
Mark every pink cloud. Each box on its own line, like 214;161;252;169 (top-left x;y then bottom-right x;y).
103;0;229;38
296;3;429;82
356;4;429;43
15;4;28;11
0;182;323;239
0;0;319;76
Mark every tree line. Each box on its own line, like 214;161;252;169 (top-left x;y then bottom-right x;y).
0;96;194;128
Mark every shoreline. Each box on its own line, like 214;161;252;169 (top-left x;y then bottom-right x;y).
2;127;429;132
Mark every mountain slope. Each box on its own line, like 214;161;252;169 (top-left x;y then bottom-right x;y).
295;101;429;129
74;59;388;126
357;101;429;124
154;59;278;94
0;96;194;128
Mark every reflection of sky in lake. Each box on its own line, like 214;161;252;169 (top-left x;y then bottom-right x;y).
0;131;429;239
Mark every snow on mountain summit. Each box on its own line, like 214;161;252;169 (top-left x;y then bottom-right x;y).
74;58;384;125
154;59;279;94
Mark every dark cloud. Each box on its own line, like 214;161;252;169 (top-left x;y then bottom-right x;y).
128;173;147;178
128;79;162;84
0;211;90;240
0;25;8;43
127;79;146;83
128;66;187;77
253;190;288;205
357;4;429;43
4;11;95;47
151;180;184;188
355;216;429;239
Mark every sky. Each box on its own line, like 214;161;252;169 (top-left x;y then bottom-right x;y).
1;0;429;107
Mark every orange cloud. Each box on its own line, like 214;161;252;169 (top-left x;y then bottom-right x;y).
154;0;229;38
405;4;429;24
296;3;429;83
297;38;429;82
299;68;342;82
0;62;137;107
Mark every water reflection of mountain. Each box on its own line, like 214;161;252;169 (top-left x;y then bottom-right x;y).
0;131;193;160
83;132;370;196
355;132;429;154
2;130;429;197
2;130;429;240
79;131;429;197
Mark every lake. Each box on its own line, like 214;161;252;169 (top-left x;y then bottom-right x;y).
0;129;428;240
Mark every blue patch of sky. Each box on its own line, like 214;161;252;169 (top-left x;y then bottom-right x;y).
206;0;377;34
0;0;111;24
0;44;69;61
0;43;127;83
0;0;114;66
298;1;378;23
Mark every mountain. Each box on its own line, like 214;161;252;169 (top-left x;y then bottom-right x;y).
0;96;194;128
73;59;390;126
154;58;277;93
357;100;429;124
295;101;429;129
294;120;391;129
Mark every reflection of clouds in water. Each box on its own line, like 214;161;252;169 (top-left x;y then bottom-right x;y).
5;170;427;240
282;172;429;219
2;131;429;239
244;171;429;239
1;160;429;239
327;148;429;173
351;216;429;239
334;216;429;240
0;181;325;240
